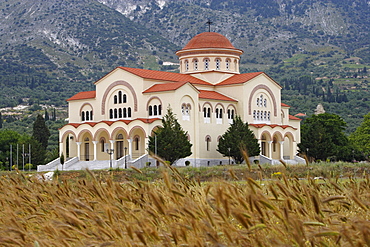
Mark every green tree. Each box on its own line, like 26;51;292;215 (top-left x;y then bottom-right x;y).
298;113;353;161
148;106;192;165
0;130;21;170
217;115;260;164
32;114;50;150
60;152;65;170
349;112;370;158
44;108;49;121
0;112;2;128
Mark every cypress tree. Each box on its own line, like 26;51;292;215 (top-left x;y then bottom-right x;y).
148;106;192;165
44;108;49;121
32;114;50;150
217;115;260;164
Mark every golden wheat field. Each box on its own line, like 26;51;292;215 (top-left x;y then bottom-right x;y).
0;167;369;247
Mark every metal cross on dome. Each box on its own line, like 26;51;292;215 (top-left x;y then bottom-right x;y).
206;19;213;32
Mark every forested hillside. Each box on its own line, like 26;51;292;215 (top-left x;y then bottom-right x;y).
0;0;370;134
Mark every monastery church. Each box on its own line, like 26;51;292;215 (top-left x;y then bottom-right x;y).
38;32;303;171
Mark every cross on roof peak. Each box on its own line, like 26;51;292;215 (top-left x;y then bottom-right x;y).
206;19;213;32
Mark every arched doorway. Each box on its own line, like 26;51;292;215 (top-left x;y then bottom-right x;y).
84;137;90;161
260;132;272;158
129;127;147;160
116;134;124;159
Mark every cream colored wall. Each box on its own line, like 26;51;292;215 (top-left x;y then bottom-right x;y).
68;99;97;123
242;75;282;124
197;99;238;159
215;84;245;119
191;72;235;84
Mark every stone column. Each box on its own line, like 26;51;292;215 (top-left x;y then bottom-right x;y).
258;139;262;155
92;141;98;161
76;142;82;160
279;141;284;160
127;138;132;158
268;141;273;158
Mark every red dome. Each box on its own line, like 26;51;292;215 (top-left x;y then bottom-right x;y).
182;32;236;50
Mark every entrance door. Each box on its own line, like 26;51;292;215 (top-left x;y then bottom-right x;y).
116;141;123;159
85;142;90;161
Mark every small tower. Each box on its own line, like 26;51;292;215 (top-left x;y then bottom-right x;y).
176;32;243;79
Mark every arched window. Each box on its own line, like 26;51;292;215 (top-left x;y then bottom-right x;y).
268;111;271;121
118;108;122;118
114;109;118;119
257;98;259;106
206;137;211;151
264;99;267;107
109;109;113;119
114;95;117;104
128;107;132;117
260;95;263;107
149;106;153;116
226;59;230;70
123;94;127;103
158;105;162;115
215;59;220;70
207;108;211;118
203;107;207;117
204;59;209;70
257;110;260;120
216;108;219;118
185;60;189;71
135;137;139;150
193;59;198;70
118;91;122;104
117;134;124;140
219;109;222;118
123;108;127;118
100;138;105;152
81;111;85;121
90;111;93;120
154;105;158;115
86;111;90;121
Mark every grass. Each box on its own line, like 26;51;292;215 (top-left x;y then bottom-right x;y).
0;162;369;246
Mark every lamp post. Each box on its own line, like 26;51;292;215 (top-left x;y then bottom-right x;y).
228;147;231;165
106;148;114;169
124;147;128;169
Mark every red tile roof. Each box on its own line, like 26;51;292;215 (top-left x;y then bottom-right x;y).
182;32;236;50
281;103;291;107
295;113;307;117
217;72;264;85
143;81;189;93
67;91;96;101
119;67;211;85
199;90;237;102
65;118;161;128
289;115;301;120
249;123;297;130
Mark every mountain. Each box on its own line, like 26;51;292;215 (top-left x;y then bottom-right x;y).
0;0;178;106
98;0;370;67
0;0;370;133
